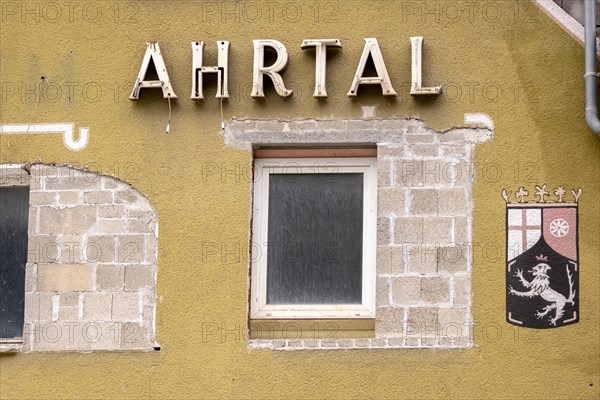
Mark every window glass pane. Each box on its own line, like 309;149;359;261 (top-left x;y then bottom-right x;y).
266;173;363;304
0;187;29;338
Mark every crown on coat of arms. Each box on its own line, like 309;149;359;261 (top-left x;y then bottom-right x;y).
501;184;582;204
535;254;548;261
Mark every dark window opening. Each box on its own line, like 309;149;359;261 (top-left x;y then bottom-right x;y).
266;173;363;305
0;187;29;339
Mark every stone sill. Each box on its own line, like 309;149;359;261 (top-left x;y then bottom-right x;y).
23;348;159;353
0;340;23;353
249;318;375;340
8;341;162;353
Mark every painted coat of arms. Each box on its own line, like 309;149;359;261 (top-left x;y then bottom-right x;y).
502;185;581;329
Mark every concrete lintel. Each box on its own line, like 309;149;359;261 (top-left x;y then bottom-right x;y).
223;118;492;150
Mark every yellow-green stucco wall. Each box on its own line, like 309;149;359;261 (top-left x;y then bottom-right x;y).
1;1;599;398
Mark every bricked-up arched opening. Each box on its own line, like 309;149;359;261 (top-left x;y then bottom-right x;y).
0;164;158;352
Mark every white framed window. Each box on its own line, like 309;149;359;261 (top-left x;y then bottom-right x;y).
250;157;377;319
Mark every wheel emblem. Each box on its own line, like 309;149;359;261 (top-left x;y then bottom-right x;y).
549;218;569;237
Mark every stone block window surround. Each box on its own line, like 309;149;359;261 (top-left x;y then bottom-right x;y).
0;164;158;352
225;118;493;350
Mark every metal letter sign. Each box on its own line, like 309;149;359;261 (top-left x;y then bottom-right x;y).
503;185;581;329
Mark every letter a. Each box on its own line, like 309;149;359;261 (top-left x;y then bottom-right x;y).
130;42;177;100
